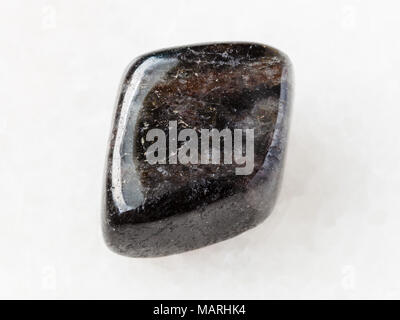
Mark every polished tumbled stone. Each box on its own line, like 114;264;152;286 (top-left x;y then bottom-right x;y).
103;43;293;257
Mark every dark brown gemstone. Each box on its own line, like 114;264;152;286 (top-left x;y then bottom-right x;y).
103;42;293;257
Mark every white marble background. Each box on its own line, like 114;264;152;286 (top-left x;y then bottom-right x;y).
0;0;399;299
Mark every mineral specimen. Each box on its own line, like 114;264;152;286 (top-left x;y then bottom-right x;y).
102;42;293;257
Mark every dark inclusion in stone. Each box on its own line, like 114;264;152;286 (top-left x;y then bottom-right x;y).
103;43;293;257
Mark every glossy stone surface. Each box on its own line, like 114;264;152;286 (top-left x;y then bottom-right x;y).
103;43;293;257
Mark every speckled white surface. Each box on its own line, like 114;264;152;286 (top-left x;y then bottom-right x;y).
1;0;400;299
